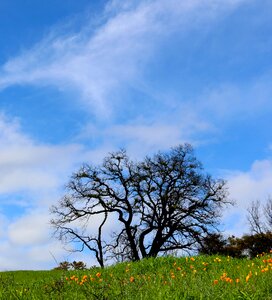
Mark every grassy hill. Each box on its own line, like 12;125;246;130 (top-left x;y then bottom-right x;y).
1;253;272;299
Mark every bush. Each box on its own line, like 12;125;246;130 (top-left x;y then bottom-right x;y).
199;232;272;258
53;261;87;271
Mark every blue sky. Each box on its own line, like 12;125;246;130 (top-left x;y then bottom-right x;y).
0;0;272;270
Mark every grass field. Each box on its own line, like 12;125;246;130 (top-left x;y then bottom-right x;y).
1;253;272;299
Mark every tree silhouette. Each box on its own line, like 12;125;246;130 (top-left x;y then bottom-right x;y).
51;144;230;267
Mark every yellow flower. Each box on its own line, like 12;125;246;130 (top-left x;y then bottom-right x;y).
96;272;101;278
245;272;252;283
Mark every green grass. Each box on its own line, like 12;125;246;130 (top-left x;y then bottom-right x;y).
1;254;272;299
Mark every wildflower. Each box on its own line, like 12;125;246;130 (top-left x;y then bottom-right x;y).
213;280;219;285
96;272;101;278
177;267;181;271
246;272;252;282
190;257;195;262
261;267;269;273
130;276;135;283
225;277;233;284
236;278;240;283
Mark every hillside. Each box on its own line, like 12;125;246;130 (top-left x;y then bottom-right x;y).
1;254;272;299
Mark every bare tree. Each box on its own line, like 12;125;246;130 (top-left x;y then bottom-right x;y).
247;197;272;234
264;197;272;228
51;144;230;266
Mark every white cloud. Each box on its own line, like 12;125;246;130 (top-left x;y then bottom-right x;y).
220;158;272;236
0;239;69;270
0;205;118;270
0;114;84;196
227;159;272;209
8;210;50;246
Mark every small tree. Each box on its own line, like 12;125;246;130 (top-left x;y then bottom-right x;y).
51;144;230;266
198;233;227;256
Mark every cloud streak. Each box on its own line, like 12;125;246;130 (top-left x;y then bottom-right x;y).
0;0;248;117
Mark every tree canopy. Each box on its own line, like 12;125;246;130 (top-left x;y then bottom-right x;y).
51;144;230;267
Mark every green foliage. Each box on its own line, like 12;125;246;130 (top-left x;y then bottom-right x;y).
71;261;87;270
199;232;272;258
1;254;272;299
53;260;87;271
239;232;272;258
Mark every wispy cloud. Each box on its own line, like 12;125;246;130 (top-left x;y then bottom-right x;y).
0;0;248;117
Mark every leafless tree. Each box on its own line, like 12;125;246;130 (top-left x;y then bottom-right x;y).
51;144;230;266
247;197;272;234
